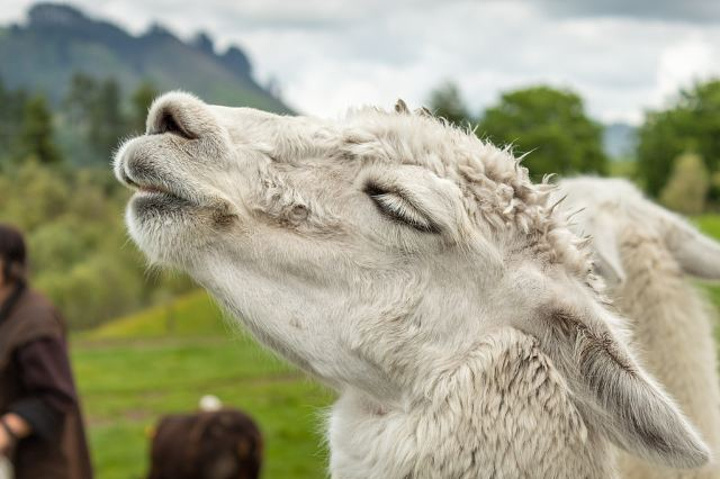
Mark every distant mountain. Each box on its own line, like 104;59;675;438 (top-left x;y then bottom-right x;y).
603;122;637;160
0;3;291;113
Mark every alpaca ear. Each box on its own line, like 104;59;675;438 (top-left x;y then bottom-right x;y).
525;301;710;468
655;205;720;280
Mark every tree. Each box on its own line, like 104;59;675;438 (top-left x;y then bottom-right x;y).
64;72;98;126
0;78;28;164
637;80;720;197
0;78;10;156
91;78;126;156
477;85;607;179
660;152;709;215
64;73;129;159
16;95;62;164
427;82;472;126
0;162;193;329
130;81;158;133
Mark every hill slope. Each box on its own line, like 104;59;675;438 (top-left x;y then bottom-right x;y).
84;290;228;340
0;3;291;113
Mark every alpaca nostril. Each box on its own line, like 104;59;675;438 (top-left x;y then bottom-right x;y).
151;109;195;140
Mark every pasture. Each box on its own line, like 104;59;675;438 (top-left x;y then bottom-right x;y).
72;292;334;479
71;216;720;479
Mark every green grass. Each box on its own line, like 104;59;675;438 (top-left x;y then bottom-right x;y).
695;215;720;311
72;292;333;479
608;159;636;179
695;214;720;240
82;290;228;340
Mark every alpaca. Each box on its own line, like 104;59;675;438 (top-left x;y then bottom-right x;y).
113;92;709;478
557;177;720;478
148;396;263;479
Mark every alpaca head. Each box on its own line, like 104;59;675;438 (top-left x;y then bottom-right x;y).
115;92;708;468
557;177;720;286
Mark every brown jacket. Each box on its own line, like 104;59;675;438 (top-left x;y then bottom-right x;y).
0;286;93;479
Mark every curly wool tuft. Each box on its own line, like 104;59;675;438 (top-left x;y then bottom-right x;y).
342;104;597;284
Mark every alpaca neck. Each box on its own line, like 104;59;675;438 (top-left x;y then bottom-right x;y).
327;327;615;479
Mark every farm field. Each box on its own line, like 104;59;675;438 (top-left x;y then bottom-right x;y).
71;216;720;479
72;292;334;479
694;215;720;307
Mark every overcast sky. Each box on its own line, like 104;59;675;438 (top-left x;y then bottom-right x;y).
4;0;720;124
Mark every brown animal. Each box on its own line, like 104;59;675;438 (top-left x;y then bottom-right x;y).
148;408;262;479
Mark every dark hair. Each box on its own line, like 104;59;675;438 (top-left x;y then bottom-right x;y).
0;224;27;284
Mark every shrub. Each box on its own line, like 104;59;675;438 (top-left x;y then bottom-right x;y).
660;152;709;215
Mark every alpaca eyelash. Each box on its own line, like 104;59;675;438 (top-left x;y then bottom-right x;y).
364;182;440;234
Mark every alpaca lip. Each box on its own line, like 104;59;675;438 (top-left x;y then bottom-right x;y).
138;185;167;195
121;164;187;202
132;182;183;201
132;182;190;205
129;176;234;217
130;183;197;216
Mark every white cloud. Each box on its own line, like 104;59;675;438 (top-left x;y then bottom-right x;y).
654;37;719;104
532;0;720;24
223;2;720;123
3;0;720;124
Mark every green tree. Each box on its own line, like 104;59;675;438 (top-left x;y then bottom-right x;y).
659;152;709;214
90;78;126;156
478;85;607;179
64;72;98;126
637;80;720;197
16;96;62;164
427;82;472;126
64;73;129;159
0;79;27;164
0;161;193;329
130;81;158;133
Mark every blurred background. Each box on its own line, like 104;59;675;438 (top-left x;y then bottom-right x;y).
1;1;720;477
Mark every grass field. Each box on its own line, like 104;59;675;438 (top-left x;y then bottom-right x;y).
71;217;720;479
72;292;334;479
693;216;720;307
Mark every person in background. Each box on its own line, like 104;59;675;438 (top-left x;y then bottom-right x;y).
0;224;93;479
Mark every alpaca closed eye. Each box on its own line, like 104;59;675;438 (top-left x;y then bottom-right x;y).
290;204;309;221
364;182;440;234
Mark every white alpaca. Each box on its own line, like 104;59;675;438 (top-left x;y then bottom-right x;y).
558;177;720;478
114;92;709;478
